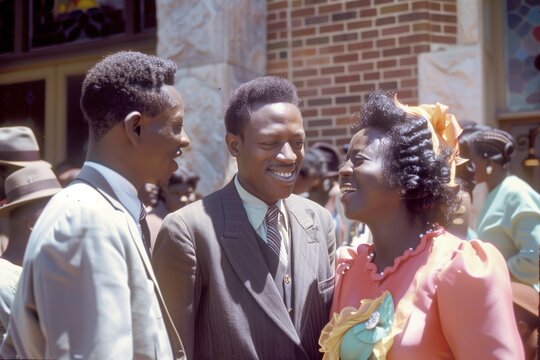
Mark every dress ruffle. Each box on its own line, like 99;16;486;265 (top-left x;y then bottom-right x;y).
334;228;444;283
329;230;524;359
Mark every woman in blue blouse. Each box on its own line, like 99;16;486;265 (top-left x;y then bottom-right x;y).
460;125;540;290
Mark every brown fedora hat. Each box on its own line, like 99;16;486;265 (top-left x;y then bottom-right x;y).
0;126;51;168
311;142;342;177
0;165;61;216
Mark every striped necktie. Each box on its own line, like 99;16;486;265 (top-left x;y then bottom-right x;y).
265;205;282;259
139;203;152;257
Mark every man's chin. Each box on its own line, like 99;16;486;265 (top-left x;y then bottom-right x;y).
273;185;295;202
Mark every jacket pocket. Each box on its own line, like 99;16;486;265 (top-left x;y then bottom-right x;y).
318;274;335;293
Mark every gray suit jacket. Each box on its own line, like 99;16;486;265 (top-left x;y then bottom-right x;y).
153;180;335;360
6;166;184;360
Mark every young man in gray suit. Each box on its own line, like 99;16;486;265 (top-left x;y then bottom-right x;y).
5;51;189;359
153;76;336;359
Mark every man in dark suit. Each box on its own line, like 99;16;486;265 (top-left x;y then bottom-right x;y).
153;76;336;359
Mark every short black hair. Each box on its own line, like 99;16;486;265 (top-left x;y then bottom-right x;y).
352;90;459;225
80;51;177;140
224;76;300;136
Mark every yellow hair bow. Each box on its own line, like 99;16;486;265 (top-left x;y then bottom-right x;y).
394;95;467;187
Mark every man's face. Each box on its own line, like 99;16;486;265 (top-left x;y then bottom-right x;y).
164;182;197;211
228;102;305;205
140;85;190;188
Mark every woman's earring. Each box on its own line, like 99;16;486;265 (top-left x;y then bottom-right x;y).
486;165;493;175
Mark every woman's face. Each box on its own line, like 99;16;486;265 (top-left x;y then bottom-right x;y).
338;127;401;223
466;146;490;185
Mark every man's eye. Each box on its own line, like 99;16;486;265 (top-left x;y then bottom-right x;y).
172;124;183;134
291;141;304;149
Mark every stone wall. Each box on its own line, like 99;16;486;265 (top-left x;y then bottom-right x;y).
157;0;267;195
418;0;484;124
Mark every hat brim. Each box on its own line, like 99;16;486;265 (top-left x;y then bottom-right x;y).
0;188;60;216
511;282;539;316
0;159;52;168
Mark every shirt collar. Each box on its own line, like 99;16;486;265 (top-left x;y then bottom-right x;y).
84;161;141;222
234;175;286;230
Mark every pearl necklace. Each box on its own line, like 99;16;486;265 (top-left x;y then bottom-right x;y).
339;224;437;276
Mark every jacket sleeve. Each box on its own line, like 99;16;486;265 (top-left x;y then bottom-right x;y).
508;210;540;287
18;207;136;359
153;212;199;360
323;208;337;270
436;240;525;359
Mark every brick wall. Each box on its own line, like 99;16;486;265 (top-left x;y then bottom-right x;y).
266;0;458;148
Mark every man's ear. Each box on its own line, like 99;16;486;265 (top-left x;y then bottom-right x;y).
124;111;143;146
225;132;241;157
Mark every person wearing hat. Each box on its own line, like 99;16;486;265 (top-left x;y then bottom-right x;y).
292;146;330;199
293;143;348;244
511;282;539;360
0;165;61;265
147;166;201;250
0;126;51;256
0;126;51;201
4;51;189;360
0;165;61;357
0;126;49;166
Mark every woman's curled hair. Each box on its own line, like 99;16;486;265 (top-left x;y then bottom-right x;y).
352;90;460;225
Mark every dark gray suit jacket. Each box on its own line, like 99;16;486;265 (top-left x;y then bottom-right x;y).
153;180;336;359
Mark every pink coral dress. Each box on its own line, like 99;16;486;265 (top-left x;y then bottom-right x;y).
327;228;524;359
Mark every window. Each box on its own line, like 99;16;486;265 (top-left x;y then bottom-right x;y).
31;0;127;49
65;74;87;166
0;80;46;156
0;0;15;54
504;0;540;112
0;0;156;64
0;1;156;165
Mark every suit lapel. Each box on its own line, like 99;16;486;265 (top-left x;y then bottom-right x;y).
219;182;301;346
75;167;147;261
75;167;157;284
285;197;320;331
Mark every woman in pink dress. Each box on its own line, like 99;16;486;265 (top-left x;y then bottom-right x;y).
319;91;523;359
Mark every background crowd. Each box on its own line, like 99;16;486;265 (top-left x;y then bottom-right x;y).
0;51;537;359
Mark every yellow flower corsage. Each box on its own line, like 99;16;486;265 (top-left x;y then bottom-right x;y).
394;96;468;187
319;292;394;360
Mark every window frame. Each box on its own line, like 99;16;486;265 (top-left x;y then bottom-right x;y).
0;0;156;70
